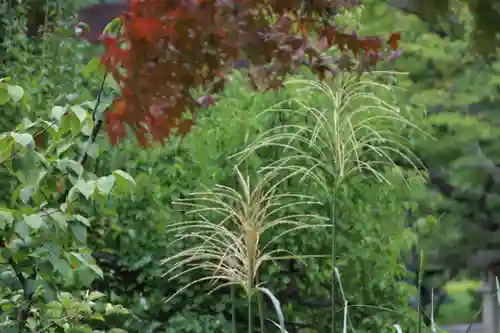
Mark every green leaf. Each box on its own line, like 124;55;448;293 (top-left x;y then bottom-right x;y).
20;187;34;204
130;255;152;270
51;106;66;122
87;291;106;301
258;287;285;332
57;159;84;177
69;221;87;244
42;280;57;302
74;214;91;227
90;314;105;321
0;209;14;229
53;257;70;276
82;57;104;78
108;328;129;333
87;142;99;159
88;264;104;279
103;17;123;35
50;211;68;229
14;220;30;238
10;132;33;147
74;179;96;200
24;278;38;297
71;252;103;278
24;214;44;229
0;83;10;105
70;105;88;123
76;267;97;286
97;175;115;194
112;170;136;190
0;135;14;161
105;303;129;315
6;84;24;102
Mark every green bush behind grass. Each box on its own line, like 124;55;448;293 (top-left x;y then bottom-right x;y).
438;280;480;325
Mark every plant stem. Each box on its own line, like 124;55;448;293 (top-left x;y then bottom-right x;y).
256;272;266;333
330;193;337;333
417;278;421;333
248;291;254;333
231;284;237;333
248;258;255;333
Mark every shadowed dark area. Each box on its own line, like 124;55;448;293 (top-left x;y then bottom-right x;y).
77;2;129;43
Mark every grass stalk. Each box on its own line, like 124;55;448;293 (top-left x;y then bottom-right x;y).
231;284;237;333
162;166;326;332
248;291;254;333
232;71;427;333
330;193;337;333
256;272;266;333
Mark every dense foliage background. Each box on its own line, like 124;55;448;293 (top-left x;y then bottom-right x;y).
1;0;499;332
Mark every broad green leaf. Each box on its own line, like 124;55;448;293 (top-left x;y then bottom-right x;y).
105;303;129;315
53;257;71;276
105;75;120;92
37;260;54;279
87;291;106;301
76;267;96;286
88;263;104;279
82;57;104;78
71;252;103;278
14;220;30;238
91;314;106;321
87;142;99;159
50;211;68;229
0;209;14;229
18;118;36;131
24;278;38;297
57;159;84;177
81;119;93;136
56;141;75;156
109;328;129;333
70;105;88;123
10;132;33;147
74;179;96;200
103;17;123;35
6;84;24;102
74;214;91;227
112;170;136;190
0;85;10;105
97;175;115;194
69;221;87;244
24;214;44;229
51;105;66;122
63;110;84;135
130;255;152;270
42;280;57;302
0;135;14;161
19;187;34;204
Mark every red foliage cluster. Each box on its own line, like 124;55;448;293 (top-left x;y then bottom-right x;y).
100;0;401;146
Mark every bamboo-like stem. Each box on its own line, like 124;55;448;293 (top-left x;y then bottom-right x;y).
248;289;254;333
256;272;266;333
330;193;337;333
248;251;255;333
231;284;237;333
